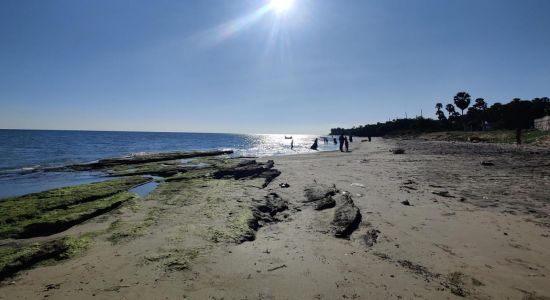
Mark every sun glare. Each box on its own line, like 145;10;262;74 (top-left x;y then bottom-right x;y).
269;0;295;13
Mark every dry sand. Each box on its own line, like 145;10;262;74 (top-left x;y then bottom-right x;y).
1;138;549;299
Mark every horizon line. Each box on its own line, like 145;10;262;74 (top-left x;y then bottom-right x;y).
0;127;328;136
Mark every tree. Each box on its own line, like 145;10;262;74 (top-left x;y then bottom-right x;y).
470;98;488;130
454;92;471;116
436;110;446;121
454;92;471;130
445;104;456;118
473;98;487;111
435;103;446;121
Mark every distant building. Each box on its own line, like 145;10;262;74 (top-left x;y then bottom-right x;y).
534;116;550;131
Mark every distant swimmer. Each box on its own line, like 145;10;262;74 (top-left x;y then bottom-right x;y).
310;138;318;150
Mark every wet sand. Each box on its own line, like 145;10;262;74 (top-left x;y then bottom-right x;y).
1;138;549;299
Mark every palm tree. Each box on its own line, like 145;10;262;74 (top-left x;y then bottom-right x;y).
445;104;456;118
472;98;488;130
473;98;487;110
454;92;471;116
435;103;446;121
454;92;471;130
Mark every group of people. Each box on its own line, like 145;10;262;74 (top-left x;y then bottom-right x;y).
337;134;352;152
309;134;353;152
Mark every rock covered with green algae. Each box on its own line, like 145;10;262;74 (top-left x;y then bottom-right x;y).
0;176;150;239
0;235;92;280
212;159;281;188
66;150;234;170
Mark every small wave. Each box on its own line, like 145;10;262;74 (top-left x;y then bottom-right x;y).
130;151;150;157
0;165;43;175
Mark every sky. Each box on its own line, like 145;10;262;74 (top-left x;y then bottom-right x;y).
1;0;550;134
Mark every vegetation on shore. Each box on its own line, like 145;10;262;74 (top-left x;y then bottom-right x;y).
416;129;550;145
330;94;550;142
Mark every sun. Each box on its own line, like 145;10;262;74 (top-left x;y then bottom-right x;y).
269;0;295;13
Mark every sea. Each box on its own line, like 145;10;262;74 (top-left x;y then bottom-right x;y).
0;129;338;198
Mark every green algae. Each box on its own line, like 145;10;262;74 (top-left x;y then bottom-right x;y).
107;207;162;244
0;192;137;239
107;162;187;177
0;235;94;280
206;207;258;243
0;176;151;226
0;176;150;239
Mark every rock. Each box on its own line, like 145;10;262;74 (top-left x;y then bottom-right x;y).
392;148;405;154
213;160;281;188
401;200;411;206
279;182;290;188
313;196;336;210
256;193;288;218
481;161;494;166
303;184;338;203
67;150;234;170
332;193;362;238
364;229;380;247
433;191;455;198
0;239;69;280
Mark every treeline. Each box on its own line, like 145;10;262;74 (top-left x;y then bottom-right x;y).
330;93;550;137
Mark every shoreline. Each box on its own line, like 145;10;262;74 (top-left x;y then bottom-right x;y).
1;138;549;299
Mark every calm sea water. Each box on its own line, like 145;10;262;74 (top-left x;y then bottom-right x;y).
0;129;337;198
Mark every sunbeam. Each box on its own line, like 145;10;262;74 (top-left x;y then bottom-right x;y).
192;1;297;47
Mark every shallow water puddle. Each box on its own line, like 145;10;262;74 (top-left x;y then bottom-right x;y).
129;176;161;198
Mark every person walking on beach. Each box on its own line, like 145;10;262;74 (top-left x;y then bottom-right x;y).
339;135;345;152
344;137;349;152
310;138;318;150
290;139;294;150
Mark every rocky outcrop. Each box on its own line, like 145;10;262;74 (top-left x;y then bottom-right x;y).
313;196;336;210
332;193;362;238
235;193;289;243
256;193;289;219
213;160;281;188
67;150;234;170
303;183;338;203
0;239;69;280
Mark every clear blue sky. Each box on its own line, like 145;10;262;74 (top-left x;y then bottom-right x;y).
1;0;549;134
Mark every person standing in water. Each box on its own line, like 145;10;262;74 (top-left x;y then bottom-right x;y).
339;135;345;152
349;135;353;142
310;138;318;150
290;139;294;150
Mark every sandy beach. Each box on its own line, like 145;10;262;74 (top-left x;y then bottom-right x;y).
1;137;549;299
